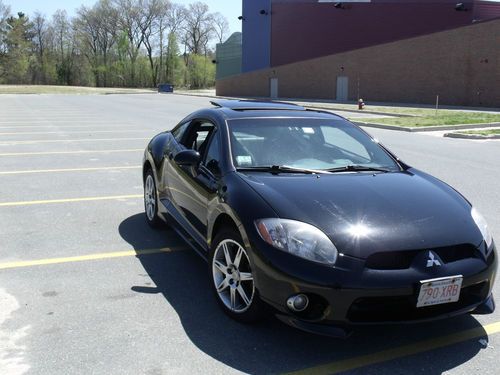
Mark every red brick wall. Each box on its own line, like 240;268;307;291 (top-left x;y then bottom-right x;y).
216;19;500;107
271;2;474;67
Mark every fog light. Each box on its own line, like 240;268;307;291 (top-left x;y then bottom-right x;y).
287;294;309;312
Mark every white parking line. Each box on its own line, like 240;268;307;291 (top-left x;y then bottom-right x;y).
0;120;127;124
0;138;149;145
0;125;136;129
0;130;149;135
0;149;143;157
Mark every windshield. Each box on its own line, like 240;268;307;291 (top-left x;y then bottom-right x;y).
228;118;400;171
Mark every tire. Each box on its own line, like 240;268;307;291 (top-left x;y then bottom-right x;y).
209;229;264;323
144;169;163;228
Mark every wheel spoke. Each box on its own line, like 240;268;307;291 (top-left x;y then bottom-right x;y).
213;260;227;275
230;287;237;310
216;278;229;293
237;285;251;306
234;247;243;268
212;239;255;314
239;272;253;282
222;242;232;266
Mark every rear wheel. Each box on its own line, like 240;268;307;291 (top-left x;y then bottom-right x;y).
210;229;264;323
144;169;162;228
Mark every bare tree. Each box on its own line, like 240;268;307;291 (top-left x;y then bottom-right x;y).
31;11;48;83
212;12;229;44
114;0;158;85
74;6;101;85
163;3;186;83
75;1;117;86
94;0;118;86
52;10;76;84
143;0;170;87
183;2;214;55
0;0;10;54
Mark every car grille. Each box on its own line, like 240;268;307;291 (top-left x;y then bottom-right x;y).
347;281;489;323
365;244;479;270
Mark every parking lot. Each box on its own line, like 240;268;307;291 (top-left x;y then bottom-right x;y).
0;94;498;375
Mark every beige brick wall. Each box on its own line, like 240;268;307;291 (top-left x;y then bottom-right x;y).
216;19;500;107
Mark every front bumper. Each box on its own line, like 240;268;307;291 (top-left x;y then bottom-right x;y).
249;238;497;335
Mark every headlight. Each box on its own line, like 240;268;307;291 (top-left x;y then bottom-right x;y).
471;208;493;249
255;218;338;265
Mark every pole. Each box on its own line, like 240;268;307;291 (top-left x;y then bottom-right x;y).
435;95;439;115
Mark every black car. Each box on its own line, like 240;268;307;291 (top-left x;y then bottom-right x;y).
142;100;497;337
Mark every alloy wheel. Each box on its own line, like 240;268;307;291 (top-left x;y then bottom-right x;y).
144;174;156;221
212;239;255;313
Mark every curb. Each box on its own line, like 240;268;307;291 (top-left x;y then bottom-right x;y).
174;93;412;118
444;132;500;140
298;105;412;118
353;121;500;132
174;93;500;133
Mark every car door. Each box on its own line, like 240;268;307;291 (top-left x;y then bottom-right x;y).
166;119;218;243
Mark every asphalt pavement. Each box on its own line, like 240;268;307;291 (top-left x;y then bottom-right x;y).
0;94;498;375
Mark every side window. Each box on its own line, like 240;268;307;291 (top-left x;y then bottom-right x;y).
203;132;221;176
181;121;215;154
171;121;190;142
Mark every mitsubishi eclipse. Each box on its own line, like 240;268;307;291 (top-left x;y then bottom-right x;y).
142;100;497;337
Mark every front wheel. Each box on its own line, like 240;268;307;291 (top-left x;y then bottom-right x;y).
144;169;162;228
210;229;264;323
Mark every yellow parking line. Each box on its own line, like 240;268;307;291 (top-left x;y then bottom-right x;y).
0;247;185;270
0;166;141;175
0;130;146;135
0;149;143;157
287;321;500;375
0;137;149;145
0;194;142;207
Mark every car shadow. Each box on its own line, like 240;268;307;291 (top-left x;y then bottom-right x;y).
119;213;489;374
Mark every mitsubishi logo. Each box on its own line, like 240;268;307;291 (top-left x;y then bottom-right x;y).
426;251;441;268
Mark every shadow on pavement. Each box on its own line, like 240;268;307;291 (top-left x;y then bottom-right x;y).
119;213;488;374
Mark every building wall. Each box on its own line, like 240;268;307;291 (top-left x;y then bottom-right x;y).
216;32;242;80
242;0;272;72
217;19;500;107
270;1;474;67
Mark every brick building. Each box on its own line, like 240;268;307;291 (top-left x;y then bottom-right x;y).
216;0;500;107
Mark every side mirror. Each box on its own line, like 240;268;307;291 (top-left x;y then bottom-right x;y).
174;149;200;166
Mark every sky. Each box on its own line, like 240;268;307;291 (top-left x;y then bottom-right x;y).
3;0;242;36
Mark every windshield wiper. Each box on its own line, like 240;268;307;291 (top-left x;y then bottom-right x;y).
237;165;331;175
325;165;392;173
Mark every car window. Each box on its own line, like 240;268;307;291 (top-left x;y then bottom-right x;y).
203;132;221;176
171;121;190;142
322;127;370;160
227;118;399;171
181;121;215;155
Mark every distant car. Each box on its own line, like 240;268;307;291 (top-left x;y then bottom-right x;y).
142;100;496;337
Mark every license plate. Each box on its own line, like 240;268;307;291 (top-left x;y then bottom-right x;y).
417;275;463;308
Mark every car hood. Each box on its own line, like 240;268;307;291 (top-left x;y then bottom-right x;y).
240;169;483;259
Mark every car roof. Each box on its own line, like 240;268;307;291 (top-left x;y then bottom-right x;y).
210;99;306;111
206;100;346;121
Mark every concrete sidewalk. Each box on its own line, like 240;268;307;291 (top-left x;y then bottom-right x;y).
174;89;500;116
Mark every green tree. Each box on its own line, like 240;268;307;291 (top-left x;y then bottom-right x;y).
2;12;34;83
186;53;214;89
